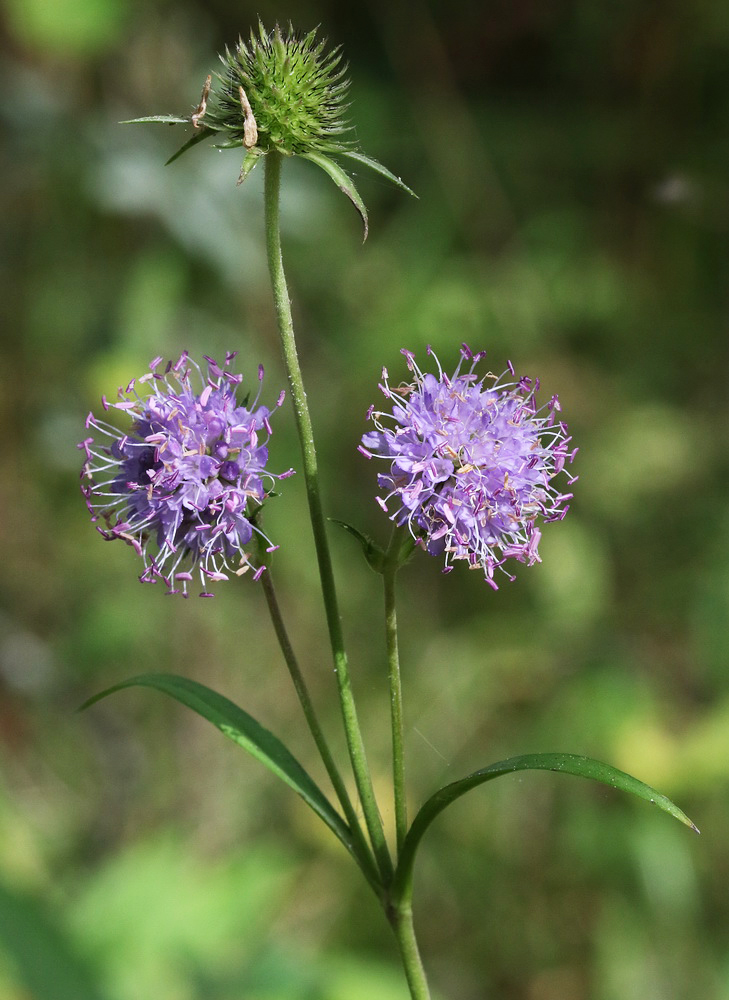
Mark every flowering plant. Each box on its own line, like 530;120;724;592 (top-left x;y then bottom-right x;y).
80;23;697;999
80;352;290;595
360;345;576;584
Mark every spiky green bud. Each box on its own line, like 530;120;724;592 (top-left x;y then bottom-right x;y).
125;21;415;237
209;23;352;158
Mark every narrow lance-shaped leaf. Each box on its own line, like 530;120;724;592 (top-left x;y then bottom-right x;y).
121;115;216;166
393;752;699;900
329;517;385;573
80;674;363;868
164;127;215;166
337;149;418;199
121;115;192;125
300;151;369;240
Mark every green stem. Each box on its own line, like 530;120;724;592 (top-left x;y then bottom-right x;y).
256;544;381;893
384;527;407;853
389;901;432;1000
263;151;393;884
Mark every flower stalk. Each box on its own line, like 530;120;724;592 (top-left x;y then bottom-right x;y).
384;526;408;853
263;150;393;884
255;536;381;893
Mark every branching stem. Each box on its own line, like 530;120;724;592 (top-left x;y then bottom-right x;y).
256;543;381;893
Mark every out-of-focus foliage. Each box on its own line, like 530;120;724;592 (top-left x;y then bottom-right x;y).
1;0;727;997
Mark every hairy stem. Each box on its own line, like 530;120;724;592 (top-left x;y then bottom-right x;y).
256;544;381;893
384;527;407;853
263;151;392;883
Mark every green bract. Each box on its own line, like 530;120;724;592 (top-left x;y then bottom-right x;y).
126;21;416;237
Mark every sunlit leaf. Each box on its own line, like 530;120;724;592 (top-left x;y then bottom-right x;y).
337;150;417;199
394;752;698;898
80;674;358;859
301;151;369;240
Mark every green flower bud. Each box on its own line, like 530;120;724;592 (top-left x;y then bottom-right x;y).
125;21;415;237
208;22;352;158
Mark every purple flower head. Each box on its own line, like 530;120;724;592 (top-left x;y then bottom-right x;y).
359;345;578;589
79;353;294;597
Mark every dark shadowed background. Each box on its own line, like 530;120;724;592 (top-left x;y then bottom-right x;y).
1;0;728;997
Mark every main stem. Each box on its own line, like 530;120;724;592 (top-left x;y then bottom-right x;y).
263;152;392;883
384;528;407;853
389;902;432;1000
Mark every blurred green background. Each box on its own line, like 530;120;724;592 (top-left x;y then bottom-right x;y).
1;0;728;997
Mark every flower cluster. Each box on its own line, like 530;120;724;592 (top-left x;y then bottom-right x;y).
79;353;292;597
360;345;577;587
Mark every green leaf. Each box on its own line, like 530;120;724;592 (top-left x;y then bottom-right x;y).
121;115;191;125
237;147;266;186
80;674;358;860
164;128;215;166
330;517;385;573
300;151;369;240
214;138;249;149
337;150;418;199
394;752;698;899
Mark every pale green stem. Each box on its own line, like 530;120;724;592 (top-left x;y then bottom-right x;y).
256;541;381;893
383;529;431;997
263;151;393;884
384;527;407;853
388;900;432;1000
